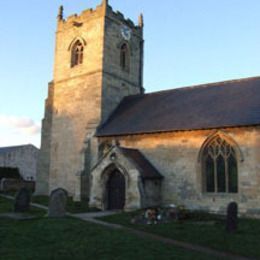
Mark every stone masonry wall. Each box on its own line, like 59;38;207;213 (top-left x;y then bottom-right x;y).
89;147;142;210
47;7;105;197
100;126;260;217
49;73;102;197
0;145;39;181
36;82;54;194
37;2;143;199
101;6;143;121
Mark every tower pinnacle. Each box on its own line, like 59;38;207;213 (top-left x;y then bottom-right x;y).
102;0;109;6
57;5;64;21
138;13;144;28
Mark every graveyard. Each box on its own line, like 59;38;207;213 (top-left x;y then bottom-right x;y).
0;190;260;259
0;195;214;260
0;1;259;259
98;209;260;259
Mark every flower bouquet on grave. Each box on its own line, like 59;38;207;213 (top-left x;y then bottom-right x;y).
144;208;158;224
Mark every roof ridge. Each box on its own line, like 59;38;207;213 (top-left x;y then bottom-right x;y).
118;146;139;152
142;75;260;97
0;144;36;150
97;74;260;137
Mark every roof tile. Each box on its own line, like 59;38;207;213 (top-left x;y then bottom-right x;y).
97;76;260;136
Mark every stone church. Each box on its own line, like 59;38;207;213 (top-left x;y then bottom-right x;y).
36;1;260;217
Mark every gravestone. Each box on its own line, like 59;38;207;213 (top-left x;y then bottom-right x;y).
14;188;31;212
48;188;68;218
226;202;238;233
0;178;6;191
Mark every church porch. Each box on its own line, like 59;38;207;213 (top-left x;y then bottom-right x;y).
89;146;163;211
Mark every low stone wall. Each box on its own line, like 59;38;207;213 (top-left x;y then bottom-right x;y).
0;178;35;192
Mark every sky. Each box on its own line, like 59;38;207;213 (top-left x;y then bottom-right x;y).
0;0;260;148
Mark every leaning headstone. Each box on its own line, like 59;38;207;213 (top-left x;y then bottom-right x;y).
226;202;238;233
14;188;31;212
48;188;68;218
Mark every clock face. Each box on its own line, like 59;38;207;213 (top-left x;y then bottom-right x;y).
121;25;132;41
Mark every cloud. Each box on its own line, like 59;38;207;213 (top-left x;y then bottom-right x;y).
0;114;41;136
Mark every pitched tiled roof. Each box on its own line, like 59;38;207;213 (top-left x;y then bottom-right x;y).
97;76;260;136
119;147;163;179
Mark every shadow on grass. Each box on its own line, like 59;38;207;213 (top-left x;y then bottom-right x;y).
0;196;45;217
0;196;216;260
98;210;260;259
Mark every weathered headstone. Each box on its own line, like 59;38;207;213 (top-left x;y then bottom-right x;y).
0;178;6;191
48;188;68;218
226;202;238;233
14;188;31;212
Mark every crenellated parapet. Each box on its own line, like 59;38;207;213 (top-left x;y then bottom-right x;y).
104;3;143;33
57;7;102;31
56;1;143;35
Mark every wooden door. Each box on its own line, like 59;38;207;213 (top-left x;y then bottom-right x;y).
107;170;125;210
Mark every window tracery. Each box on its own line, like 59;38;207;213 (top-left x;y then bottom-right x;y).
202;136;238;193
71;40;84;67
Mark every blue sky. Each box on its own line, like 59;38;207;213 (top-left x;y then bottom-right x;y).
0;0;260;148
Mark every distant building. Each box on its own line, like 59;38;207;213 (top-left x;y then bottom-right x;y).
0;145;39;181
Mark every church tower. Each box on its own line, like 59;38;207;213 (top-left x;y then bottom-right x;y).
36;1;144;199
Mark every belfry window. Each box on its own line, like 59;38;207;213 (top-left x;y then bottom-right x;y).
120;43;129;71
202;136;238;193
71;40;84;67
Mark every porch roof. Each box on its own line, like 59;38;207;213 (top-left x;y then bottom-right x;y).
119;147;163;180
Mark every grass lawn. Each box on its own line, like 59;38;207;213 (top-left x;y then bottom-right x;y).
0;196;45;217
32;195;100;214
0;191;97;214
98;210;260;259
0;197;218;260
31;195;49;206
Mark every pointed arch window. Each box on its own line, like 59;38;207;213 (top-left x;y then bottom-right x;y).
120;43;130;71
71;40;84;67
202;136;238;193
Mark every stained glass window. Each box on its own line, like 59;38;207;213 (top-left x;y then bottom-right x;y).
203;136;238;193
205;156;214;192
228;154;238;193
